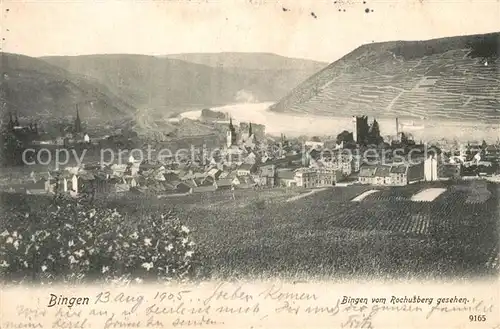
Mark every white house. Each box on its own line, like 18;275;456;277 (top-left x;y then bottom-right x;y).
424;155;438;181
305;141;324;149
71;174;79;193
111;164;127;176
474;152;482;164
294;168;318;188
236;163;256;176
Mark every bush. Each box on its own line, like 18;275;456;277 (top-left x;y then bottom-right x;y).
0;197;196;284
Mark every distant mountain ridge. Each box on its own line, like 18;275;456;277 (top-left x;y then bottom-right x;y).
0;52;134;122
270;32;500;123
162;52;326;70
0;51;326;124
42;53;327;115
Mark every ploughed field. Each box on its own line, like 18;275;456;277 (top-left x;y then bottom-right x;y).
1;180;498;281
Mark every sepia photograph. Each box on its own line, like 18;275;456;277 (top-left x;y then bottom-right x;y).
0;0;499;328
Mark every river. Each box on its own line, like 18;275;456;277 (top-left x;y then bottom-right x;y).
179;102;499;142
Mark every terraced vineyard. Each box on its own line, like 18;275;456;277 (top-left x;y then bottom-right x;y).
271;33;500;123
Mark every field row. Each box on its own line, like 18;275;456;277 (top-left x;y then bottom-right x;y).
177;182;499;279
288;182;499;236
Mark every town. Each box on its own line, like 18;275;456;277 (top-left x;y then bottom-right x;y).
2;108;499;198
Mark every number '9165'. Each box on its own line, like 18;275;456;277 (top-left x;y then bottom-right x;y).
469;315;486;321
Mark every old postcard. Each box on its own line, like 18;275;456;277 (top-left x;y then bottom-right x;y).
0;0;499;328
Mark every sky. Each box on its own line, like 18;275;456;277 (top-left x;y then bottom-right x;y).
1;0;500;63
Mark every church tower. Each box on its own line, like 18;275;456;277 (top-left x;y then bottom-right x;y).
74;105;82;133
247;122;257;145
7;112;14;130
226;117;237;148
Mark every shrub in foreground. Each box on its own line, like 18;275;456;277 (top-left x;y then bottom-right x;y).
0;197;196;284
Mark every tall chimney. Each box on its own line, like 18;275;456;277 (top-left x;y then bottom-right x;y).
352;116;357;144
396;117;399;140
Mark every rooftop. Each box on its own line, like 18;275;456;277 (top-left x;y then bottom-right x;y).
216;178;233;187
374;166;392;177
238;163;256;171
358;166;377;178
390;165;408;174
276;169;295;180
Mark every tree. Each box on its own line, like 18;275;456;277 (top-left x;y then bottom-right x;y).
0;127;26;166
368;119;383;145
400;132;408;145
336;130;354;145
356;116;371;146
311;136;321;142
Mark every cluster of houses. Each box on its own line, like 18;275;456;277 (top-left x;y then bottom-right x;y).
18;116;500;196
358;164;419;186
17;120;336;195
26;161;258;196
356;142;500;186
23;158;345;196
357;158;444;186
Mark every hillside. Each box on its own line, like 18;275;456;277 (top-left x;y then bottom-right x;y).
131;106;217;140
42;54;326;114
270;33;500;123
0;52;134;122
